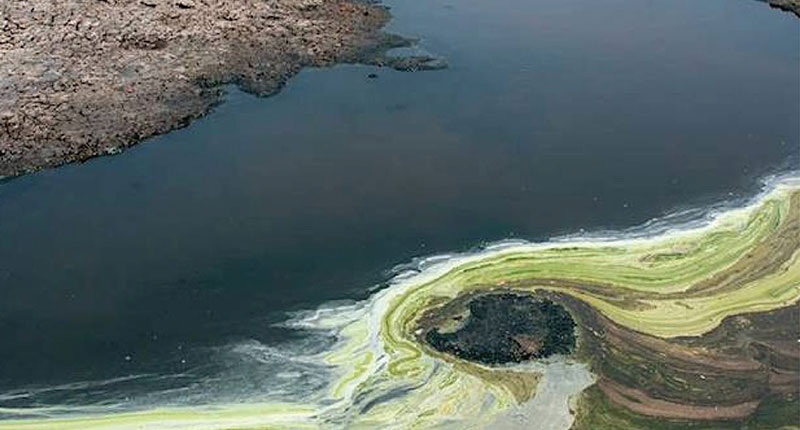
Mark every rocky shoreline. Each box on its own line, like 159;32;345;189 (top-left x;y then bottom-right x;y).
1;0;792;179
0;0;443;178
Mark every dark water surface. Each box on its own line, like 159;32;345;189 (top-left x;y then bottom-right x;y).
0;0;797;407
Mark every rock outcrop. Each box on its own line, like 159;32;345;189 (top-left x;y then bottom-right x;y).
0;0;394;177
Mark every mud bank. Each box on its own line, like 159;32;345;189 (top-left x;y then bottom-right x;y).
0;0;443;178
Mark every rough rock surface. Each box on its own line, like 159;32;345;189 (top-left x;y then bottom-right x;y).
421;293;576;365
0;0;397;177
762;0;800;16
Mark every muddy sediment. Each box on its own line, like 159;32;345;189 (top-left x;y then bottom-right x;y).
565;294;800;428
0;0;444;178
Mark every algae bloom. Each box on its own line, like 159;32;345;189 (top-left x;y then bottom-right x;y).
2;176;799;430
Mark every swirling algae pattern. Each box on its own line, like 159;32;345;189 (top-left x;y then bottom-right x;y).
2;178;798;429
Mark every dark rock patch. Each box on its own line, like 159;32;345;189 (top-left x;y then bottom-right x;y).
422;293;576;365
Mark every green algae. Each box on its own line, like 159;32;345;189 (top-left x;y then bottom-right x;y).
2;181;798;430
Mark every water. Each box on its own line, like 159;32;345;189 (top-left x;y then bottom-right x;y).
0;0;797;411
489;361;594;430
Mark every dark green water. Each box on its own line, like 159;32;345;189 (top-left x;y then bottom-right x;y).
0;0;797;410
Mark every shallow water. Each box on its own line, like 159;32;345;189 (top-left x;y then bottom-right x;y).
0;0;797;411
490;361;594;430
